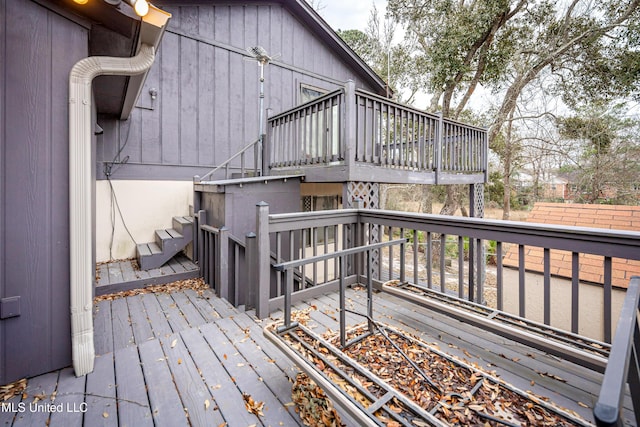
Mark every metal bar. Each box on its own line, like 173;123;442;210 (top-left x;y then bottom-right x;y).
413;230;419;286
497;241;503;311
519;244;525;318
339;255;346;348
276;232;282;297
273;238;406;271
399;228;405;283
283;269;293;329
572;252;580;334
458;235;464;299
604;256;612;344
427;232;433;289
440;234;446;293
544;248;551;325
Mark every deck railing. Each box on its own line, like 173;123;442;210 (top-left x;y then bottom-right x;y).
194;138;262;182
593;276;640;427
266;81;488;181
267;89;344;168
253;204;640;346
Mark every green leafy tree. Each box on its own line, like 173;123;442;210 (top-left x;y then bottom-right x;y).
387;0;640;213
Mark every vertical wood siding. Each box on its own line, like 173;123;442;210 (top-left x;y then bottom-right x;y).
0;0;88;384
97;3;378;180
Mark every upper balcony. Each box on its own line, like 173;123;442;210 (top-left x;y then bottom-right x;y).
265;81;488;185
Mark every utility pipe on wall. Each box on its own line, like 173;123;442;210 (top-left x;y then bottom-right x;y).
69;44;155;376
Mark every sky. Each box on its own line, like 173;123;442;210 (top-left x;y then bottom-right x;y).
313;0;386;33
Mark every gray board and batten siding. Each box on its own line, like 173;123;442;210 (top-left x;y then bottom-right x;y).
0;0;90;384
97;2;385;181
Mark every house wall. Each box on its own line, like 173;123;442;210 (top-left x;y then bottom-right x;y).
0;0;89;384
95;2;381;260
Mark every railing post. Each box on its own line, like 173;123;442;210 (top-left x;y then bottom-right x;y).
344;80;356;168
245;232;257;309
435;111;443;184
256;202;271;319
197;210;207;277
353;199;364;282
216;226;230;302
261;133;270;176
192;189;202;263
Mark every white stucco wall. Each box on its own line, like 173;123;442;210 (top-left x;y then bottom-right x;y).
95;180;193;262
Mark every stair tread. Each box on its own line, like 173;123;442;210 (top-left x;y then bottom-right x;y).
166;228;183;239
155;229;172;240
173;216;191;225
136;244;151;257
148;242;162;254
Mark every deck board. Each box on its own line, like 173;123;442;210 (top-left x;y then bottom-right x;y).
179;326;261;426
110;298;134;351
160;334;226;426
83;353;118;427
93;300;114;356
200;320;301;426
155;292;190;332
12;371;59;427
126;295;154;344
140;293;174;340
138;339;189;427
7;284;629;427
48;368;86;427
114;346;153;427
171;291;206;327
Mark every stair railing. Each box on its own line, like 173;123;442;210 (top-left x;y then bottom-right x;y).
194;138;261;182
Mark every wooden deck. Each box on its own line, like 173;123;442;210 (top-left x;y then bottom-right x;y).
0;285;631;426
95;254;199;296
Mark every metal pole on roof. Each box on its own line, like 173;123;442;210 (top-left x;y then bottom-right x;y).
248;46;272;176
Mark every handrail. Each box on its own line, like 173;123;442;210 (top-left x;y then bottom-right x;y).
195;138;260;182
593;276;640;427
267;88;344;122
274;238;407;341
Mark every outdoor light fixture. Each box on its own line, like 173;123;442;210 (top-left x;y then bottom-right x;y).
125;0;149;16
73;0;89;4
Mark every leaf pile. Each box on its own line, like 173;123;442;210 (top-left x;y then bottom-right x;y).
292;373;344;427
242;392;265;417
282;321;588;426
94;278;210;302
0;378;27;401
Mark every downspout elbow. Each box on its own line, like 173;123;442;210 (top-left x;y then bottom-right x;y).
69;44;155;377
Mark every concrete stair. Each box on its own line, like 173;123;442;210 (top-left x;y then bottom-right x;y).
136;216;194;270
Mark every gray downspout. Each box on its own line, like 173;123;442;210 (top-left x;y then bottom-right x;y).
69;44;155;376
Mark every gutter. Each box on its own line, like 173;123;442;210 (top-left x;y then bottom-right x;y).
69;6;170;377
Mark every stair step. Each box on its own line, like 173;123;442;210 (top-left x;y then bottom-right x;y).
136;242;161;258
166;228;183;239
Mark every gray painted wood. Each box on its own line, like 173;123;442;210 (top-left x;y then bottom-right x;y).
1;0;87;384
111;298;135;351
179;326;261;426
140;293;174;339
138;339;189;427
114;346;153;427
84;353;118;427
48;368;86;427
156;293;190;332
200;321;301;426
160;334;226;426
126;295;154;344
12;371;59;427
97;2;381;181
94;300;114;356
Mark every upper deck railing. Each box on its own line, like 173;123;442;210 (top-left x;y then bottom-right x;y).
266;81;488;184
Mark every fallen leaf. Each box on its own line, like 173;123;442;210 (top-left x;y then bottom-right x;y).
103;412;109;418
171;339;177;348
204;399;210;410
